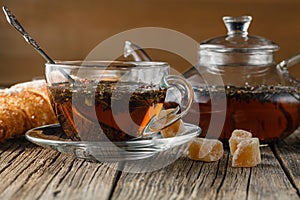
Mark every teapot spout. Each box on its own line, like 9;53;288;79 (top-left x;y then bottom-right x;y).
123;41;152;61
277;53;300;86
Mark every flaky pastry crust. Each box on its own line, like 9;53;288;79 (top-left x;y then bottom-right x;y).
0;80;57;143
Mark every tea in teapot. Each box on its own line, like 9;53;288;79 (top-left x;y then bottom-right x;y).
184;16;300;143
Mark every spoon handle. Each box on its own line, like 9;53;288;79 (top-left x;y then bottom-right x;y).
2;6;55;64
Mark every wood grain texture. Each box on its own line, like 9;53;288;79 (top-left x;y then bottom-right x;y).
112;146;299;200
273;131;300;196
0;137;118;200
0;131;299;200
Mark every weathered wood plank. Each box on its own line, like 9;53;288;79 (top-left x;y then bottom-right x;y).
112;145;228;199
111;150;228;200
112;146;299;200
273;130;300;196
0;138;119;200
1;131;300;200
238;147;298;200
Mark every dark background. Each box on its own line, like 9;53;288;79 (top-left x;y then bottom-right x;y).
1;0;300;85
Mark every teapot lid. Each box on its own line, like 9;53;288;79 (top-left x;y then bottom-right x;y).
200;16;279;53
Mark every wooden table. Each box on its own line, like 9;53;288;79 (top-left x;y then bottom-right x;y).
0;129;299;200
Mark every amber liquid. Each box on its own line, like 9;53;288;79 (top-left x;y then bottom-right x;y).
48;81;176;141
183;86;300;143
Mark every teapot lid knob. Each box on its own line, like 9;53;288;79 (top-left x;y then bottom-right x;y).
199;15;279;55
223;16;252;36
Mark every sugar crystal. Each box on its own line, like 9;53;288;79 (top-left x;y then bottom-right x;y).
187;138;224;162
232;137;261;167
229;129;252;155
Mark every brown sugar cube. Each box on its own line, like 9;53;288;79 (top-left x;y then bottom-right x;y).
187;138;224;162
229;129;252;155
161;119;185;138
231;129;253;138
158;108;186;138
232;137;261;168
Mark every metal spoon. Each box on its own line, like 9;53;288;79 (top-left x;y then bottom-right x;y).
2;6;74;83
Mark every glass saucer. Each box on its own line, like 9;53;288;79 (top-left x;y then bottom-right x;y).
25;123;201;162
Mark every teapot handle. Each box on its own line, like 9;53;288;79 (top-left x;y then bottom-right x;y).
277;53;300;85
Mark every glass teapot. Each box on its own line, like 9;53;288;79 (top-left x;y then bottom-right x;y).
183;16;300;143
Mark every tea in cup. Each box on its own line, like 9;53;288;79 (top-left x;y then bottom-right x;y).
45;61;193;141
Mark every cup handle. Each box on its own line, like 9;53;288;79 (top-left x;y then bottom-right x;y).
141;75;194;136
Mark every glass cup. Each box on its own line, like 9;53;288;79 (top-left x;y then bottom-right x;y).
45;61;194;142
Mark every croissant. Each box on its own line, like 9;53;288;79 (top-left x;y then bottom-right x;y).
0;80;58;143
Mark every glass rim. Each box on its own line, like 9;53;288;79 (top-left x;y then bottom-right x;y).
45;60;169;70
